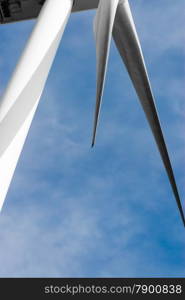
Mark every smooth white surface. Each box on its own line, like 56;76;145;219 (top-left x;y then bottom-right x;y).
0;0;73;210
92;0;119;146
113;0;185;226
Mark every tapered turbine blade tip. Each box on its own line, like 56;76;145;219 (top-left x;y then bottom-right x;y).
91;133;96;148
92;0;119;149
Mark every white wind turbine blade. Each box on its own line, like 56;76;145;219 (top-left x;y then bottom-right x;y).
113;0;185;226
92;0;119;147
0;0;73;211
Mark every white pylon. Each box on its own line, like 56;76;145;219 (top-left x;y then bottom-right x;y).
0;0;73;210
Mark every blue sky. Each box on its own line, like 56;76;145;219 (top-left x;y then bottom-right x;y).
0;0;184;277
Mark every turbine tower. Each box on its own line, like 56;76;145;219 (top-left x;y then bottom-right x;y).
0;0;184;226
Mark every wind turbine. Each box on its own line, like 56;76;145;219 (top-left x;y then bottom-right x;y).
0;0;184;226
